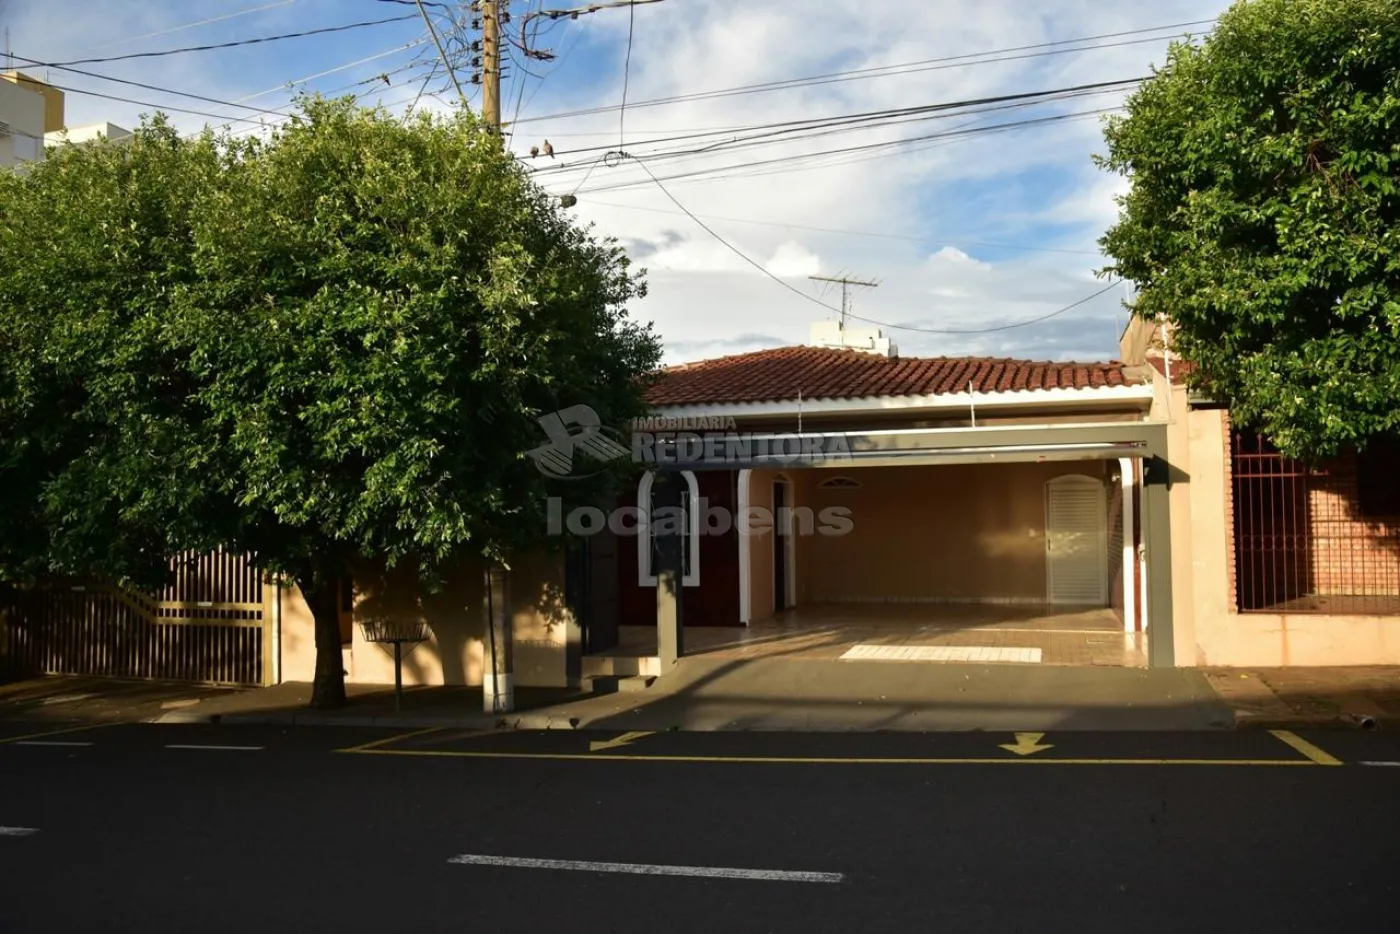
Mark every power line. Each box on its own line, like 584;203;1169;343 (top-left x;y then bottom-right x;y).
573;107;1121;195
407;55;444;121
511;19;1214;125
623;153;1123;336
6;53;294;121
512;22;587;125
623;156;842;314
48;13;419;67
571;199;1104;256
228;39;430;105
507;0;545;130
844;279;1124;336
618;0;635;146
75;0;301;53
527;77;1139;169
24;80;271;126
202;43;439;138
414;0;470;106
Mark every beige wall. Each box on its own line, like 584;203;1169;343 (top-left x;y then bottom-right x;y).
2;71;64;133
277;552;572;688
1174;398;1400;666
1167;385;1200;664
787;462;1112;604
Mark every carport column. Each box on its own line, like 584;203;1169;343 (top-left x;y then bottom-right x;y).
653;471;686;669
482;564;513;712
1141;455;1176;667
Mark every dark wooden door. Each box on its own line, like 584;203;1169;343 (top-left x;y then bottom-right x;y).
682;470;740;627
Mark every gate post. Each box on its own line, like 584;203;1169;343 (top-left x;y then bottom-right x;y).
1141;452;1177;667
653;471;685;669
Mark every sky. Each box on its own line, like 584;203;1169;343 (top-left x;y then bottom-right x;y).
3;0;1229;365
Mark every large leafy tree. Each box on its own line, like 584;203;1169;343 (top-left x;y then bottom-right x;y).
0;99;660;706
1098;0;1400;460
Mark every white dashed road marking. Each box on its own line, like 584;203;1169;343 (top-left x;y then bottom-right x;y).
0;827;40;837
165;744;264;751
448;854;843;883
14;741;93;747
1358;761;1400;767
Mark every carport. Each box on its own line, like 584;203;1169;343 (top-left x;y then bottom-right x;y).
646;421;1175;670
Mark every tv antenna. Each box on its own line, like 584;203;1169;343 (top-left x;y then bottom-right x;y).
808;275;879;345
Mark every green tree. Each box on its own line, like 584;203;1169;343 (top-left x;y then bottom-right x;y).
0;99;660;706
1098;0;1400;460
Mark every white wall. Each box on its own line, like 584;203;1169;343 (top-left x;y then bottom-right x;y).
0;79;46;168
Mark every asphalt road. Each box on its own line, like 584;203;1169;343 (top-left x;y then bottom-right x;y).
2;721;1398;933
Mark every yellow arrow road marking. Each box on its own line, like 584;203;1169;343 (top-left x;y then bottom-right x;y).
999;732;1054;756
589;731;654;753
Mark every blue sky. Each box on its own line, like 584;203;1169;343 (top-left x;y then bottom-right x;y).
5;0;1230;364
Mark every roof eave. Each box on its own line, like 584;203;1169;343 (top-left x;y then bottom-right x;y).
647;383;1155;419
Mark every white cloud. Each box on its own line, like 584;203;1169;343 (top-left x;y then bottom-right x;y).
764;241;821;278
526;0;1224;361
8;0;1224;365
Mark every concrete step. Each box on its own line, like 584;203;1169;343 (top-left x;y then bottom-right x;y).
582;655;662;678
583;675;658;695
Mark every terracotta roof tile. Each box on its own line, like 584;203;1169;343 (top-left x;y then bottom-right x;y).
644;346;1134;407
1147;353;1195;386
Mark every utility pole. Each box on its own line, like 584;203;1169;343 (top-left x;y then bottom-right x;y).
479;0;503;129
808;275;878;346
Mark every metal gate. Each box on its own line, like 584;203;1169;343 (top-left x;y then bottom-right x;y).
0;549;270;686
1045;475;1109;605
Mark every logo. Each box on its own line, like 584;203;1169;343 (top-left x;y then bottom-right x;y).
525;404;630;479
525;402;855;478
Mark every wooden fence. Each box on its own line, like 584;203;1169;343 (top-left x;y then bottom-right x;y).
0;549;271;687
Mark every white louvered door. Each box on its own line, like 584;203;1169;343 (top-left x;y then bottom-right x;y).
1045;475;1108;605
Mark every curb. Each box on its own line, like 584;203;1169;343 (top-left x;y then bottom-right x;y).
1234;712;1397;731
150;709;588;730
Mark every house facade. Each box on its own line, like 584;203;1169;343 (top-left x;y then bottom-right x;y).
10;316;1394;697
582;322;1177;673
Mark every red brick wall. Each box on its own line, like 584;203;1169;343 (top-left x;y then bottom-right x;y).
1308;456;1400;597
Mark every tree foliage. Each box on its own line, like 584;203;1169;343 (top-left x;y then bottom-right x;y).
1098;0;1400;460
0;98;660;703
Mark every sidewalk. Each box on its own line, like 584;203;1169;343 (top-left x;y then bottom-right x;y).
5;663;1397;732
0;676;237;724
161;658;1237;732
1203;667;1400;729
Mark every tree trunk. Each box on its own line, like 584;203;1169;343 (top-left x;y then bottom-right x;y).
300;570;346;710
